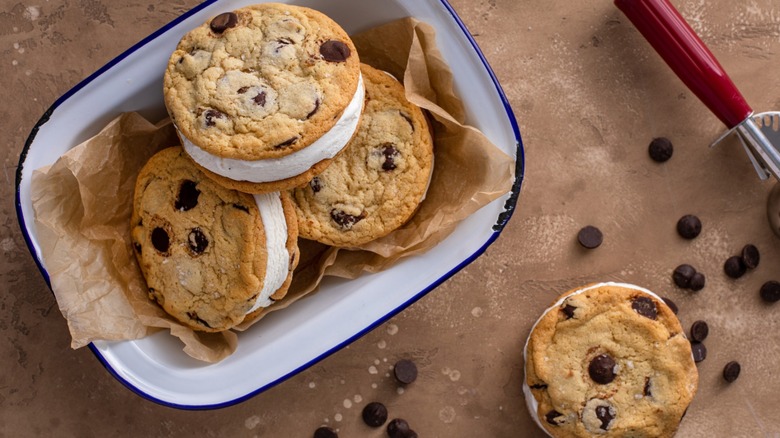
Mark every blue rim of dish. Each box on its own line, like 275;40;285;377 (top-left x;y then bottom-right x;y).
16;0;524;410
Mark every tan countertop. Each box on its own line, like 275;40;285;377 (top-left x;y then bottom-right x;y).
2;0;779;436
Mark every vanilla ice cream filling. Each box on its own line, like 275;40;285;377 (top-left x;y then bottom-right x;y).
246;192;290;313
521;282;668;436
181;74;365;183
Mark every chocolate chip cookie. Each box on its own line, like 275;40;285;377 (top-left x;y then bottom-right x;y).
163;3;363;193
524;282;698;437
291;64;433;246
131;147;299;332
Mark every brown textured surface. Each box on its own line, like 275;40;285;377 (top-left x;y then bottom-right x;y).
2;0;780;437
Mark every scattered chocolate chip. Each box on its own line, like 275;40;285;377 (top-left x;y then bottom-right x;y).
676;214;702;239
386;419;412;438
253;91;267;106
186;311;212;329
237;86;249;94
724;256;746;279
188;228;209;255
661;296;679;314
672;264;697;288
151;227;170;254
313;426;338;438
381;144;400;171
393;359;418;385
632;296;658;320
691;342;707;363
561;304;577;319
330;209;365;230
204;109;226;127
175;180;200;211
648;137;673;162
306;98;321;119
643;377;652;397
689;272;706;291
362;402;388;427
689;320;709;342
723;361;741;383
319;40;351;62
232;204;250;213
545;410;564;426
741;244;760;269
760;281;780;303
310;177;322;193
274;137;299;149
595;405;616;431
588;354;617;384
577;225;603;249
210;12;238;34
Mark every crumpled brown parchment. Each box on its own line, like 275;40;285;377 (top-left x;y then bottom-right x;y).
30;17;515;362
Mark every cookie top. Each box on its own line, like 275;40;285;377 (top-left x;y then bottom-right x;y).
524;282;698;438
131;147;298;332
292;64;433;247
163;3;361;161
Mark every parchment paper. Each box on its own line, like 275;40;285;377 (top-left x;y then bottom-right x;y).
30;17;515;362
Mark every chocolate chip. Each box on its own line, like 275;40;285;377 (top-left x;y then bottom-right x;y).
306;98;321;119
724;256;746;279
393;359;418;384
689;272;706;291
253;91;267;106
691;342;707;363
386;419;412;438
186;311;212;329
361;402;388;427
313;426;338;438
643;377;652;397
760;281;780;303
151;227;170;254
723;361;741;383
741;244;760;269
632;296;657;320
175;180;200;211
588;354;617;384
319;40;351;62
561;304;577;319
210;12;238;33
237;86;249;94
690;320;709;342
232;204;250;213
330;209;365;230
530;383;548;390
661;296;679;315
274;137;299;149
577;225;603;249
204;109;226;127
672;264;696;288
310;177;322;193
595;405;616;430
648;137;673;162
545;410;564;426
676;214;702;239
381;144;400;171
188;228;209;255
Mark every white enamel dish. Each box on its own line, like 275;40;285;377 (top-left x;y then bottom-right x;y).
16;0;523;409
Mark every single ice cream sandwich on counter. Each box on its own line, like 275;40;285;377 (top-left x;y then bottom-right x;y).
163;3;364;194
292;64;434;247
130;147;299;332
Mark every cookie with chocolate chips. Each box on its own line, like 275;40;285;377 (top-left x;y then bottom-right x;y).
163;3;363;193
131;147;299;332
291;64;434;247
524;282;698;437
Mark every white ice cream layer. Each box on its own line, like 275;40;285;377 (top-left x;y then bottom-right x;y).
247;192;290;313
182;74;365;183
521;282;667;437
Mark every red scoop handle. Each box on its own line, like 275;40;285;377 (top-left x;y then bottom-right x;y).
615;0;752;128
